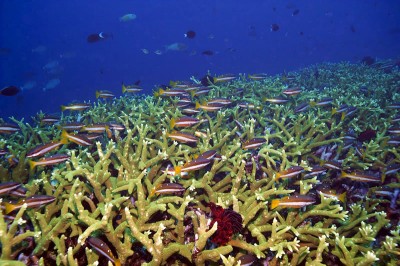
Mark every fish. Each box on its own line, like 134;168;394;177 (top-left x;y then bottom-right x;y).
0;182;21;196
82;124;111;136
340;171;381;183
154;88;189;98
292;9;300;16
165;42;187;52
213;75;236;83
122;83;142;93
263;97;289;104
167;131;199;143
201;50;214;56
185;30;196;39
317;188;346;203
197;150;218;160
248;73;268;80
321;160;342;171
96;90;115;99
271;23;280;32
309;98;333;107
150;183;185;196
40;115;60;125
28;154;70;170
86;237;121;266
271;195;315;209
175;158;212;175
242;138;266;150
87;32;112;43
170;117;200;128
61;103;91;111
58;122;85;131
3;195;56;214
294;102;309;113
283;87;302;95
0;86;21;96
26;140;67;158
119;13;136;22
61;130;93;146
195;101;225;112
304;166;326;177
275;166;304;181
0;123;20;134
43;79;61;91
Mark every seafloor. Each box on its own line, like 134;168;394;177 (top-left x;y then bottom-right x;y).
0;61;399;265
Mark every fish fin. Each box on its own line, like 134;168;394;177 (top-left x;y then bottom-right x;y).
270;199;280;210
175;166;182;175
61;130;70;144
105;125;112;138
28;160;37;171
195;102;200;109
170;118;175;129
4;202;16;214
338;192;347;203
114;259;121;266
95;90;100;98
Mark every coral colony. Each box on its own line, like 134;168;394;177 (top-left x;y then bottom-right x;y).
0;61;400;265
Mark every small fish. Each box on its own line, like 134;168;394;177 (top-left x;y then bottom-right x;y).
170;116;200;128
40;115;60;125
292;9;300;16
283;87;302;95
271;195;315;209
96;90;115;99
58;122;85;131
61;130;93;146
165;42;187;52
0;149;8;156
237;254;257;266
341;171;381;183
388;127;400;135
28;154;70;170
321;160;342;171
242;138;266;150
87;32;112;43
317;189;346;203
119;13;136;22
248;73;268;80
167;131;199;143
150;183;185;196
0;182;21;196
304;165;326;177
197;150;218;160
201;50;214;56
309;98;333;107
122;83;142;93
43;79;60;91
294;102;309;113
184;30;196;39
87;237;121;266
195;101;225;112
26;140;67;158
154;50;163;55
271;23;280;32
208;98;232;105
213;74;236;83
61;103;91;111
275;166;304;181
0;123;20;134
175;158;212;175
154;88;188;98
3;195;56;214
0;86;21;96
108;122;125;131
263;97;289;104
141;48;149;54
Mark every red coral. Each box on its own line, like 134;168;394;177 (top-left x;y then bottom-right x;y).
207;202;243;246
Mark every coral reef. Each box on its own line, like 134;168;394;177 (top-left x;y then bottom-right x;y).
0;61;399;265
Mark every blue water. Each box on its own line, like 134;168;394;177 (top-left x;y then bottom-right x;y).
1;0;399;119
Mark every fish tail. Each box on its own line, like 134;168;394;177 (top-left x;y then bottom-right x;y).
338;192;347;203
61;105;66;111
341;112;346;121
195;102;200;109
275;173;281;181
95;91;100;99
175;166;182;175
4;202;16;214
61;130;70;144
28;160;37;171
114;259;121;266
309;101;316;107
331;108;337;116
122;83;126;93
340;171;347;178
170;118;176;129
270;199;280;210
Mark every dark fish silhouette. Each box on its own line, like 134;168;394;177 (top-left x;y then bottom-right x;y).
201;50;214;56
0;86;21;96
271;23;280;32
185;30;196;39
87;32;112;43
292;9;300;16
